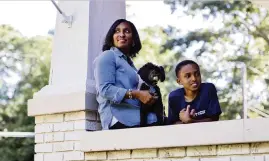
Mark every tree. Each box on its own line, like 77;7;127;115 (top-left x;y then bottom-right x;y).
0;25;52;161
159;0;269;119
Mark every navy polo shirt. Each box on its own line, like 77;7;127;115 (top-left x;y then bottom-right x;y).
168;83;222;124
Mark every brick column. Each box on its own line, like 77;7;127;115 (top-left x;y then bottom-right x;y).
34;111;101;161
28;0;126;161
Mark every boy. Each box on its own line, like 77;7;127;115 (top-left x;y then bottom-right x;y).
168;60;222;124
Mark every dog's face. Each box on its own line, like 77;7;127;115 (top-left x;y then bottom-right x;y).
138;63;165;86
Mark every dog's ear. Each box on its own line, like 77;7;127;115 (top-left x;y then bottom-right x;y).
159;66;165;82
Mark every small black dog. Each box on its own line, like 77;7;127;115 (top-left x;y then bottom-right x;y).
137;63;166;127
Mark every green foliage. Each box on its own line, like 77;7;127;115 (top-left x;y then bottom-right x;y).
0;25;52;161
173;0;269;119
136;0;269;120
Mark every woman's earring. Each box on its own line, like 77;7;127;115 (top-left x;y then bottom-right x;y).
132;42;135;47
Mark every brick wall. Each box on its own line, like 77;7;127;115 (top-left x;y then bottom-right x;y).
34;111;101;161
33;114;269;161
84;143;269;161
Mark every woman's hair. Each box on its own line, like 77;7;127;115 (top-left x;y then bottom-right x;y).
175;60;200;77
102;19;142;58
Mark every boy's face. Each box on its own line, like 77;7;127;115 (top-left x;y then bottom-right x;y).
177;64;201;92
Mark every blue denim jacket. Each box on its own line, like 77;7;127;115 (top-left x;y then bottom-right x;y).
94;47;157;130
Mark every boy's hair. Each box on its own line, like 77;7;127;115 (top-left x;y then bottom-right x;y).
102;19;142;58
175;60;200;77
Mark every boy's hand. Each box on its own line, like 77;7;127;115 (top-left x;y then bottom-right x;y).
179;105;195;123
190;107;196;119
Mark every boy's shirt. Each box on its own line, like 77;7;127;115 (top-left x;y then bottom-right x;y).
168;83;222;124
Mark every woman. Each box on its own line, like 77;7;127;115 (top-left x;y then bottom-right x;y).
94;19;158;130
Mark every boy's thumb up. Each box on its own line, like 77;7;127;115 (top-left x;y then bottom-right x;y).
186;105;190;113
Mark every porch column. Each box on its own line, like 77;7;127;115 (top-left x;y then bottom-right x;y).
28;1;126;160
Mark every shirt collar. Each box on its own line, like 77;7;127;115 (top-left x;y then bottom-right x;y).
110;47;134;66
111;47;125;57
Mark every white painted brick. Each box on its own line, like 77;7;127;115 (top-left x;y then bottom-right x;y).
54;122;74;132
35;143;53;153
108;150;131;160
35;124;53;133
138;159;197;161
54;142;74;152
44;114;64;123
218;144;250;155
132;149;157;159
74;120;100;130
265;155;269;161
159;147;185;158
35;134;44;143
251;142;269;154
114;159;197;161
201;157;230;161
180;158;200;161
65;111;96;121
132;159;181;161
231;155;264;161
187;146;217;156
64;151;84;161
85;152;107;160
74;120;86;130
74;142;81;151
54;132;64;142
44;153;63;161
44;133;53;143
35;116;44;124
34;154;44;161
64;131;82;141
65;111;84;121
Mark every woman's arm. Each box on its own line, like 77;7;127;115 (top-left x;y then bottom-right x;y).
129;90;158;105
94;51;127;104
94;51;156;105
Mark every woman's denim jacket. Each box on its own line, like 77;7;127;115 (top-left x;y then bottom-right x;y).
94;47;157;130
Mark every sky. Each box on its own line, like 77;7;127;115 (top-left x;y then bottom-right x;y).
0;1;175;37
0;1;56;37
0;0;226;37
0;1;176;85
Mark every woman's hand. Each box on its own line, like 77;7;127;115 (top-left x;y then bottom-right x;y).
132;90;157;105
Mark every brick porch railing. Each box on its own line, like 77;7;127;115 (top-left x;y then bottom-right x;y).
31;111;269;161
